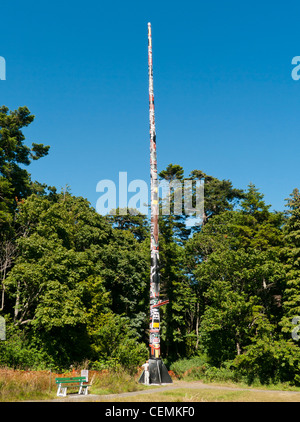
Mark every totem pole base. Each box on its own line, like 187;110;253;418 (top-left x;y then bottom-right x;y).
138;358;173;385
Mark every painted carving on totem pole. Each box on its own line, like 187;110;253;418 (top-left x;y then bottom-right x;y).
148;22;161;360
138;23;172;385
148;22;171;361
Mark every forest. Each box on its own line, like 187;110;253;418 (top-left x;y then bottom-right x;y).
1;105;300;386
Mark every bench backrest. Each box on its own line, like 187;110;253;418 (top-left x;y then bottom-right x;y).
55;376;86;384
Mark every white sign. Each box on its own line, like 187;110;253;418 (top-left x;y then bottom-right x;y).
81;370;88;382
0;316;6;340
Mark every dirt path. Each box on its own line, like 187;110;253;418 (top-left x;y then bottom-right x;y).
46;380;300;402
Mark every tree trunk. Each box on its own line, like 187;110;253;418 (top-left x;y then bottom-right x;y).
14;280;20;322
195;302;200;350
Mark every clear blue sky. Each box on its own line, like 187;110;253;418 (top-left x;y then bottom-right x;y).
1;0;300;213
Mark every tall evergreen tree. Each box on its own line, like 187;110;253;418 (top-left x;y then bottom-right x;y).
190;169;244;225
0;105;50;218
0;106;50;317
280;189;300;337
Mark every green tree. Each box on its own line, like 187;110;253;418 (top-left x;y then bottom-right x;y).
3;193;109;366
280;189;300;337
3;192;149;367
190;169;244;225
0;106;50;318
99;227;149;319
241;183;271;222
0;106;50;218
87;312;148;371
185;186;286;366
159;163;191;243
157;164;198;358
105;207;149;242
195;247;285;365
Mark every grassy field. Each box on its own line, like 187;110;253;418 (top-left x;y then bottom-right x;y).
0;367;147;401
99;386;300;402
1;368;300;402
0;368;56;401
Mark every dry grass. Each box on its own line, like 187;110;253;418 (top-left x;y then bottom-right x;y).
0;367;145;401
0;368;57;401
2;367;300;402
89;369;148;395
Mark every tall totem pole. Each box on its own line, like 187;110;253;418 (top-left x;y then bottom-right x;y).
139;23;172;385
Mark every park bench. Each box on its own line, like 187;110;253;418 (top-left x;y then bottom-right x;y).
55;376;91;397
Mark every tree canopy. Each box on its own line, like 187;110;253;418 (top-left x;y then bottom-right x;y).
0;106;300;385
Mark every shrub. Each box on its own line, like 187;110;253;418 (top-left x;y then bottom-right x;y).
203;365;238;383
0;323;51;370
169;356;208;379
233;338;300;386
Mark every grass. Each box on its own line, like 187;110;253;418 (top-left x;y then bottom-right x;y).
89;369;148;395
1;366;300;402
0;368;57;401
99;386;300;402
0;367;147;401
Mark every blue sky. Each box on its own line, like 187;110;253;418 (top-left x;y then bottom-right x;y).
0;0;300;213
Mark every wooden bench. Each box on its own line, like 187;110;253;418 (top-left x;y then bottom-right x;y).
55;376;91;397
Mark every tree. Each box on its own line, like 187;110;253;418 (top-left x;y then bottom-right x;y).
190;169;244;225
99;227;149;320
158;222;196;359
159;163;184;181
159;164;191;243
185;186;286;366
240;183;271;222
2;192;149;367
105;207;149;242
87;312;148;371
0;106;50;316
0;105;50;215
157;164;198;358
280;189;300;337
195;247;285;365
3;193;110;366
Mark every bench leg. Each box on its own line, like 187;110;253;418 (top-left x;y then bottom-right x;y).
78;384;89;395
57;384;67;397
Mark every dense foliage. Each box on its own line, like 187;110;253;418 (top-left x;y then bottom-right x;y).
1;106;300;385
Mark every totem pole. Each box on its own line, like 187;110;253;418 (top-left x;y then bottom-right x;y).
139;23;172;385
